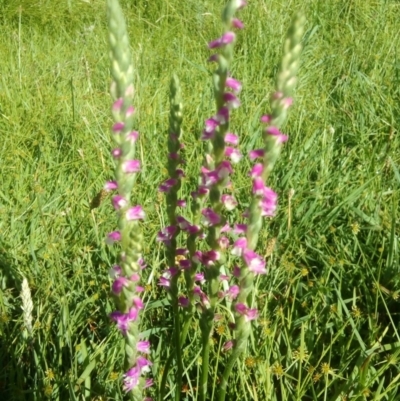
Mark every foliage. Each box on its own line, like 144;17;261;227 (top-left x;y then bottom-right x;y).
0;0;399;400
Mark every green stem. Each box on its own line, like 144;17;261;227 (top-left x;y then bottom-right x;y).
159;352;173;401
172;298;183;401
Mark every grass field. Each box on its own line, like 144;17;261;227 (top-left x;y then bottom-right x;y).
1;0;400;400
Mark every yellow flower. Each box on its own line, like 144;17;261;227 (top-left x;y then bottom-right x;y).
245;356;256;368
272;363;284;378
45;369;55;382
350;222;360;235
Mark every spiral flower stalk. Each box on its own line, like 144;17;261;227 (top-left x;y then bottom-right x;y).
218;11;305;401
106;0;152;398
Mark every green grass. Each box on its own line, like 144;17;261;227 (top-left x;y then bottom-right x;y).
1;0;399;400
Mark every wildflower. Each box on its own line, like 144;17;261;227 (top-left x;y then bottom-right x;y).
112;122;125;132
158;178;178;192
225;147;242;163
202;208;221;226
243;249;267;274
137;341;151;354
249;149;265;160
249;163;263;178
111;148;123;160
233;224;247;234
112;98;123;111
178;296;190;307
112;276;129;295
122;160;141;173
266;126;288;143
235;303;258;321
223;340;234;351
127;131;139;142
106;231;121;245
216;107;230;124
112;195;127;210
223;92;241;109
110;307;139;335
224;132;239;145
232;18;244;29
104;181;118;191
208;32;236;49
126;206;145;220
156;225;177;244
231;237;247;256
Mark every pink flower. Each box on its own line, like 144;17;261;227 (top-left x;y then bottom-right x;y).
249;149;265;160
175;169;185;178
250;163;263;178
176;248;188;255
112;98;123;111
112;122;125;132
220;223;231;233
225;146;242;163
122;160;141;173
231;237;247;256
126;206;145;220
205;117;219;133
260;114;272;123
111;148;122;158
158;178;178;193
202;170;219;187
192;251;204;264
218;160;233;176
177;215;191;230
252;177;265;196
137;356;152;373
126;105;135;117
266;126;288;143
110;307;139;334
104;181;118;191
218;236;230;249
235;303;258;321
208;32;236;49
224;132;239;145
177;199;186;207
202;250;221;266
243;249;267;274
127;130;139;143
112;276;129;295
216;107;230;124
223;92;241;109
158;276;171;288
156;225;177;244
109;265;122;278
226;285;240;300
106;231;121;245
221;194;237;210
137;341;151;354
223;340;234;351
232;18;244;29
194;272;205;283
233;224;247;234
112;195;127;210
225;78;242;94
233;265;241;277
178;296;189;307
123;365;140;391
202;208;221;226
179;259;191;270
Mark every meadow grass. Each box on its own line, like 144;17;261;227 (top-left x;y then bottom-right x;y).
0;0;399;400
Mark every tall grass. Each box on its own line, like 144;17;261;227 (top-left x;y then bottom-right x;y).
0;0;399;400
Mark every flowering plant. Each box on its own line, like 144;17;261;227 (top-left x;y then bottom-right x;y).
106;0;304;400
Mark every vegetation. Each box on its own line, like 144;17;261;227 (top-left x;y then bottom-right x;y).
0;0;399;400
